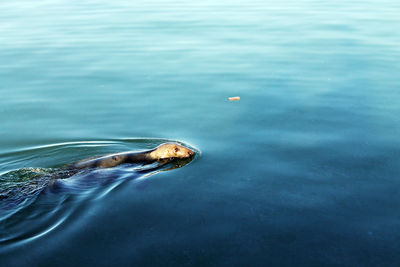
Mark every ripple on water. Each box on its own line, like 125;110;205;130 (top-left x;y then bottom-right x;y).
0;139;198;249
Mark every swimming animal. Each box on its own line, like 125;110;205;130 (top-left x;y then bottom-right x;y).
0;143;195;203
71;142;195;169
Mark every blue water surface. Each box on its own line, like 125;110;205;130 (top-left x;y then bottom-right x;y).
1;0;400;266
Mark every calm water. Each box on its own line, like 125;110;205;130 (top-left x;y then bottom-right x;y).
1;0;400;266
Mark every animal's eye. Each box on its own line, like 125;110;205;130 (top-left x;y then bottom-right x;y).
174;147;179;152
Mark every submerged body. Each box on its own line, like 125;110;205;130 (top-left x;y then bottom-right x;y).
0;143;195;202
72;143;195;169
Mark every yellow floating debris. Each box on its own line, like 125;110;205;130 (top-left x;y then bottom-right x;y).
228;96;240;101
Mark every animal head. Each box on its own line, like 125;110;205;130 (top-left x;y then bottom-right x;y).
150;143;195;160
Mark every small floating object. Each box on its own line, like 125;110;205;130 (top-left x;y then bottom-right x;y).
228;96;240;101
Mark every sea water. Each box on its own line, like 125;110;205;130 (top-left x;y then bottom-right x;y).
1;0;400;266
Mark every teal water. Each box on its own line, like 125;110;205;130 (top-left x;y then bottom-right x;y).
1;0;400;266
